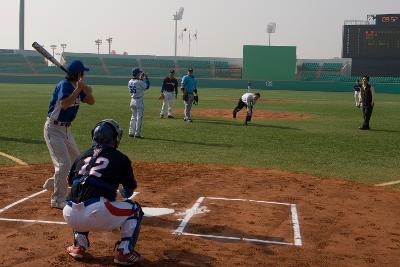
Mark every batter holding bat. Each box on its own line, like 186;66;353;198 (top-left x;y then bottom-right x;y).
42;60;95;209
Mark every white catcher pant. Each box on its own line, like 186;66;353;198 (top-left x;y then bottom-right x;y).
43;118;80;204
160;91;175;116
129;98;144;136
63;197;141;253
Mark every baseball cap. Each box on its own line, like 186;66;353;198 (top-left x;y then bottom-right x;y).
131;68;142;75
67;60;89;76
188;67;194;72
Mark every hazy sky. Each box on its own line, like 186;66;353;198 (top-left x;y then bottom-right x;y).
0;0;398;59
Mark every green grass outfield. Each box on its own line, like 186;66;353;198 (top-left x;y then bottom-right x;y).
0;83;399;185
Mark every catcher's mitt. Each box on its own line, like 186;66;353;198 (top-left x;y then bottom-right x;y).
159;94;165;100
193;95;199;105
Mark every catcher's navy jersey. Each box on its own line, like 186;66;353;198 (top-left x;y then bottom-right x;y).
67;146;137;202
47;79;87;122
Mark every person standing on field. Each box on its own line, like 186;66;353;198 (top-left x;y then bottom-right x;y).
358;75;375;130
43;60;95;209
159;70;178;118
181;67;198;122
128;68;150;138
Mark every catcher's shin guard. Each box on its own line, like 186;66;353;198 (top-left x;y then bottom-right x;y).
73;231;90;249
118;201;144;253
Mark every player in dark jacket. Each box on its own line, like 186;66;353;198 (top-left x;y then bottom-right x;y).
159;70;179;118
359;76;375;130
63;119;143;265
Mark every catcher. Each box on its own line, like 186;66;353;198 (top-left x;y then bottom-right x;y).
232;92;261;125
63;119;143;265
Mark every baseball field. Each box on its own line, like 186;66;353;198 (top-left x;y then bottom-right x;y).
1;83;400;266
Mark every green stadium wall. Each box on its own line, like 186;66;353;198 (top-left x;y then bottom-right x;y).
0;74;398;94
242;45;296;81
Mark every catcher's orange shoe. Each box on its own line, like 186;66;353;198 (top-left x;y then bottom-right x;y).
114;248;141;265
67;245;86;259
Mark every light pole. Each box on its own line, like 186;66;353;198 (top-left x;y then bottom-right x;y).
106;37;113;54
173;7;184;57
60;43;67;53
95;39;102;54
50;45;57;57
266;22;276;46
19;0;24;50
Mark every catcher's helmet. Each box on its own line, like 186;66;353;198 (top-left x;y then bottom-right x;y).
91;119;123;148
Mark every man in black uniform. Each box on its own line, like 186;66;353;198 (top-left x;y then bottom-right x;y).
159;70;179;118
63;119;143;265
358;75;375;130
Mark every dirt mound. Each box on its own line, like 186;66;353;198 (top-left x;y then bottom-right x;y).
191;108;311;120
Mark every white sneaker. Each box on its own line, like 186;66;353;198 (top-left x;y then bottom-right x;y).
43;177;54;191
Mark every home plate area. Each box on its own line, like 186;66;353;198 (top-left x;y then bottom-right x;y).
174;197;301;246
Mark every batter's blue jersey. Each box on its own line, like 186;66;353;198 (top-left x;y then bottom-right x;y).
47;79;86;123
181;75;197;93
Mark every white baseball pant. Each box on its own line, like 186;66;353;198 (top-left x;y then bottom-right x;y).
129;98;144;136
160;91;175;117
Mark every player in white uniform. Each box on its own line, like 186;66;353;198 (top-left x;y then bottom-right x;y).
128;68;150;138
232;92;261;125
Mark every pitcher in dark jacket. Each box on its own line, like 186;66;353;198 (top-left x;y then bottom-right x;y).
358;75;375;130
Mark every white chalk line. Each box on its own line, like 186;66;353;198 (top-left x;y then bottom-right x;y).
207;196;291;206
0;189;47;214
180;232;293;246
290;204;302;246
0;218;67;225
375;180;400;187
0;152;28;166
174;197;205;234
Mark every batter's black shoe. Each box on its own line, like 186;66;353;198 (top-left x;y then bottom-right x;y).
128;134;135;138
168;115;174;119
233;110;237;118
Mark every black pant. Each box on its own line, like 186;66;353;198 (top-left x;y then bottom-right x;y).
362;105;373;129
233;99;252;122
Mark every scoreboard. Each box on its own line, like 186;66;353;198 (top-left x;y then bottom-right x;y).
342;25;400;59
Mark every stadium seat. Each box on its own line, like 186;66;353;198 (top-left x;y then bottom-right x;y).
321;63;343;71
103;57;139;67
301;62;319;71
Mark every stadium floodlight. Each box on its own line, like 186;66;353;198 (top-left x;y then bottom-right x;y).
173;7;184;56
50;45;57;57
266;22;276;46
106;37;113;55
95;39;102;55
60;44;67;53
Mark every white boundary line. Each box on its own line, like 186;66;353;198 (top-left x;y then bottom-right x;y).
0;218;66;225
290;204;302;246
0;152;28;166
375;180;400;187
207;196;291;206
181;232;293;246
0;189;47;214
174;197;205;234
174;196;302;247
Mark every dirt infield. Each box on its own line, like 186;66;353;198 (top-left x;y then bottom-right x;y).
188;108;311;120
1;163;400;266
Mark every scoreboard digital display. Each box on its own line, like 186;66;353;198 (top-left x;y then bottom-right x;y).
343;25;400;58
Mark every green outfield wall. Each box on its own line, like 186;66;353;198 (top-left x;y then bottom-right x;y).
0;74;398;94
242;45;297;81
